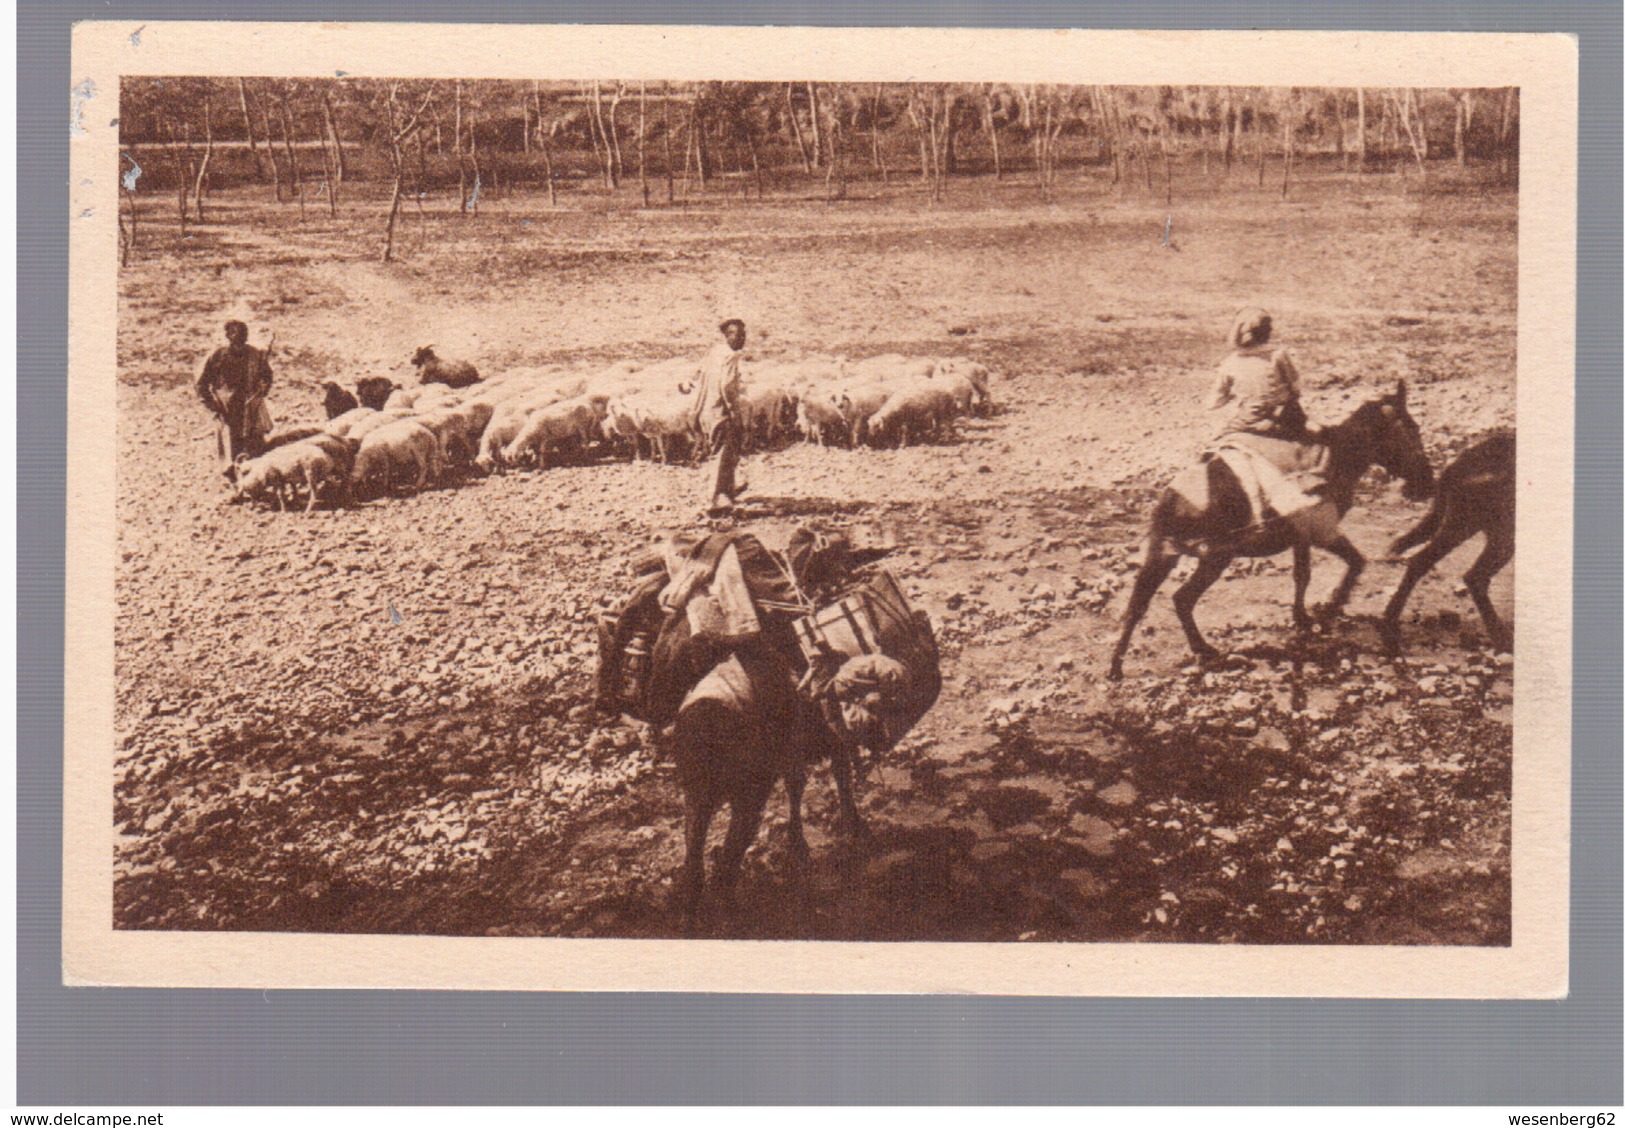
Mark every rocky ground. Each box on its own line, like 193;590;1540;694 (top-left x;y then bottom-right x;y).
112;169;1516;943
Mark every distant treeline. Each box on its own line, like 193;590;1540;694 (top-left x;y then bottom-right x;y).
119;79;1519;197
115;79;1519;265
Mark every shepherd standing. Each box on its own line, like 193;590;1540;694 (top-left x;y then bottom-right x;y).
196;319;274;462
692;318;750;516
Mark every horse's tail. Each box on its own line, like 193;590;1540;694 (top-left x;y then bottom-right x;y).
1388;497;1444;558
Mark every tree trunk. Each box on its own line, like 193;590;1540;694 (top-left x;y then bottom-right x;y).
456;83;468;210
1355;88;1368;171
608;84;626;183
983;88;1002;180
1159;119;1173;203
322;92;347;184
785;83;813;175
533;83;557;206
693;98;709;188
383;171;403;262
1462;90;1475;164
277;88;303;219
255;90;283;200
806;83;823;169
1496;87;1515;177
1396;88;1427;173
662;90;675;203
1280;92;1294;199
165;117;189;238
1256;96;1268;188
192;95;214;222
1332;91;1347;169
746;127;764;198
236;78;267;181
589;80;617;190
638;82;650;207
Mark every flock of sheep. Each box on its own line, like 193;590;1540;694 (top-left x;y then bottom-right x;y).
227;347;996;512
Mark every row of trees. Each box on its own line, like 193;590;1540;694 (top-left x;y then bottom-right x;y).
117;79;1519;263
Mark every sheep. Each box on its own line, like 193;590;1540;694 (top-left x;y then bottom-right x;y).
735;376;794;451
354;377;398;412
323;406;379;441
417;400;494;467
261;424;329;452
848;354;937;384
231;436;354;512
476;400;560;474
321;381;360;420
345;407;417;444
501;396;606;469
932;358;993;415
351;419;444;497
865;383;960;448
831;382;894;446
411;345;482;389
795;393;849;447
614;386;697;464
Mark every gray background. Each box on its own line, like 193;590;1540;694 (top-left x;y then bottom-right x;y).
19;0;1621;1106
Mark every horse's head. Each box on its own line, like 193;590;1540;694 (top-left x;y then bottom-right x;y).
1358;380;1435;501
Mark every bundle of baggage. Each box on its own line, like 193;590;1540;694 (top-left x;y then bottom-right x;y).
595;525;940;755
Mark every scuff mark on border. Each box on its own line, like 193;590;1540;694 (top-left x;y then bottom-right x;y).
130;25;147;47
70;78;97;137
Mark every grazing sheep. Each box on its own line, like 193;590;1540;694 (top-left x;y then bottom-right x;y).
352;419;444;497
411;345;482;389
932;358;993;415
735;378;793;451
354;377;398;412
866;383;960;448
418;401;497;467
795;393;849;447
832;383;894;446
619;386;698;463
476;406;547;473
231;436;354;512
321;381;360;420
502;397;606;469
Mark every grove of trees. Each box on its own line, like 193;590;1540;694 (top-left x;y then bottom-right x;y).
116;79;1520;264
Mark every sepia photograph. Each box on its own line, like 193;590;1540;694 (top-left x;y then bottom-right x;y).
65;24;1575;994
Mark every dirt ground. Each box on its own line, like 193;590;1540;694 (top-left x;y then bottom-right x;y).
112;169;1516;943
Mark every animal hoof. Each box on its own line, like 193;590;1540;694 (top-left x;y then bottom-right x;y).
1311;602;1346;623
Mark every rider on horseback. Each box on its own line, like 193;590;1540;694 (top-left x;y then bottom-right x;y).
1205;307;1330;541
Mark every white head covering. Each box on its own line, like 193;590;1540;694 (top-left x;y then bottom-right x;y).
1228;307;1274;350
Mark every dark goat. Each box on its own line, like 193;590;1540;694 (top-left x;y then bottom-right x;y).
354;377;398;412
411;345;482;389
322;381;360;420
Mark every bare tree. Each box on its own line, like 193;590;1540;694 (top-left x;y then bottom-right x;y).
235;77;267;182
191;91;215;222
533;82;558;206
638;81;651;207
276;82;305;219
381;82;437;263
322;88;348;184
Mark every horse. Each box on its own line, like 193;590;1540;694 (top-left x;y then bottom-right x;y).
1106;382;1435;680
1380;430;1515;653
